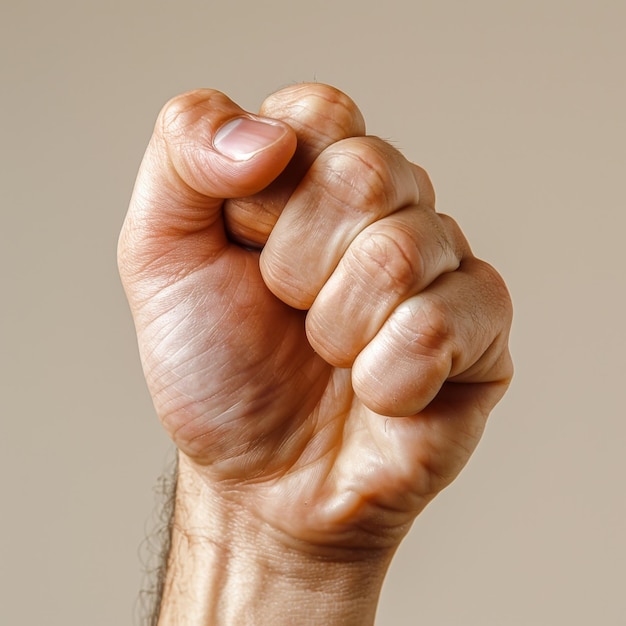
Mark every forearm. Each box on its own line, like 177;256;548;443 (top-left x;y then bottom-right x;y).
157;453;392;626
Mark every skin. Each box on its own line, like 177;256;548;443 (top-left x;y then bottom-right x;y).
118;83;513;625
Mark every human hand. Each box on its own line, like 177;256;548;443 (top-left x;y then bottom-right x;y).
118;83;512;624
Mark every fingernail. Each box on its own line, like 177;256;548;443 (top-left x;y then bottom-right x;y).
213;117;287;160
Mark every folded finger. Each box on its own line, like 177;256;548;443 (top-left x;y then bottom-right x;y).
352;256;513;416
306;207;465;367
224;83;366;247
260;137;434;309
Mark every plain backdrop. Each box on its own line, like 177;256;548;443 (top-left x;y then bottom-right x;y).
2;1;624;624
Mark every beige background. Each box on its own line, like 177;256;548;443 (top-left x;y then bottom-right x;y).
2;1;624;624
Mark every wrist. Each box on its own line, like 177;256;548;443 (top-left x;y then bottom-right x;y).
157;453;394;625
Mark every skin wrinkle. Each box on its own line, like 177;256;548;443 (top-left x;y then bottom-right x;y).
145;289;244;381
369;415;436;502
174;341;329;470
319;148;398;218
144;292;212;366
448;334;510;384
263;87;365;139
281;99;349;144
335;144;411;216
157;364;248;451
136;189;218;238
160;108;218;200
279;425;340;482
143;251;268;398
357;228;424;295
389;295;454;359
283;390;349;480
140;322;211;394
122;224;232;303
421;413;485;496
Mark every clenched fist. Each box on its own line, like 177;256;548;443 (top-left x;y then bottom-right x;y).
118;83;512;625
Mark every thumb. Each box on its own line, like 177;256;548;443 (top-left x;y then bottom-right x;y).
119;89;296;275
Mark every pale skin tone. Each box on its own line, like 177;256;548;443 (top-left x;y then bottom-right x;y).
118;84;513;625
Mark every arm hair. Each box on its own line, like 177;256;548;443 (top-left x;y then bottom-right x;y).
135;453;178;626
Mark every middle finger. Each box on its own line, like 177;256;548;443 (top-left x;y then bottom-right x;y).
261;136;432;309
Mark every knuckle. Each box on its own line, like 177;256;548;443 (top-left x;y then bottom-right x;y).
391;296;453;364
351;227;424;294
158;91;203;138
320;141;396;216
263;83;365;139
158;89;231;142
